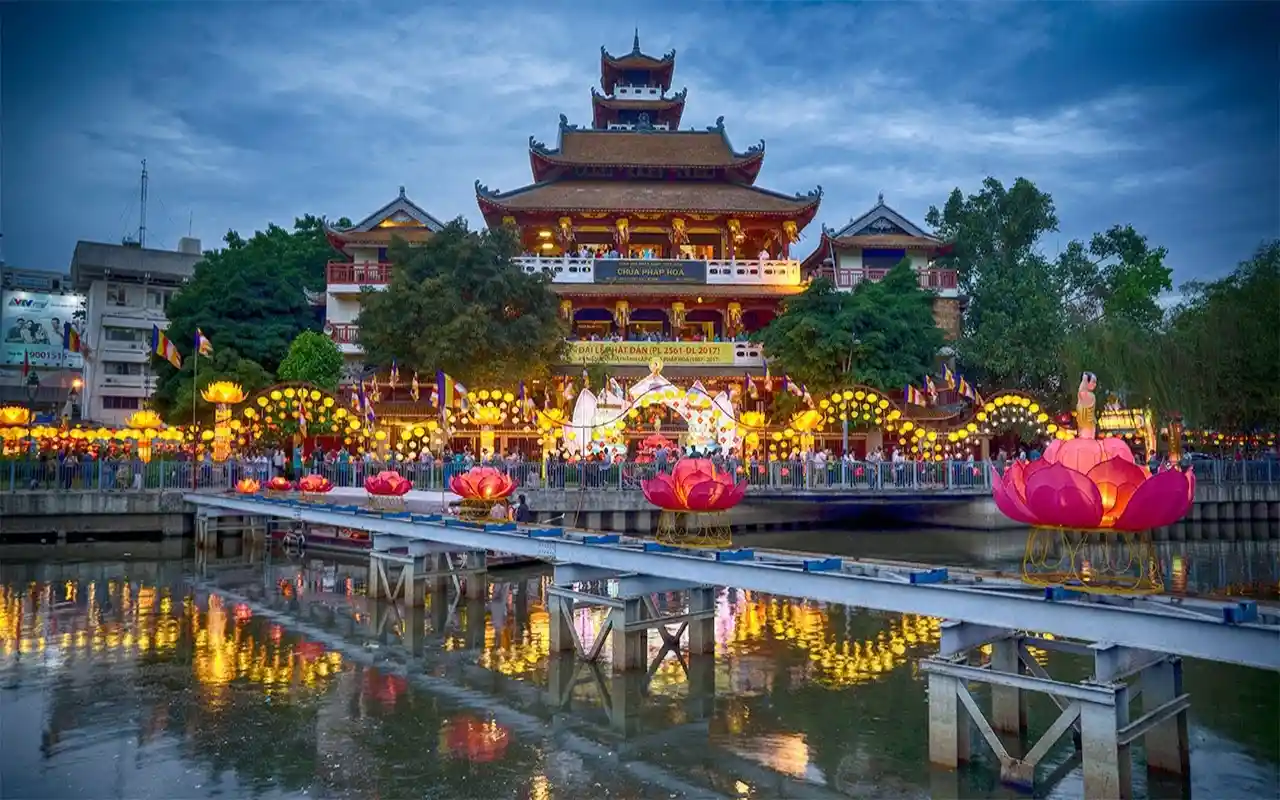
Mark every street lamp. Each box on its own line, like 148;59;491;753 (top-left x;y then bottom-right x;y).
25;370;40;455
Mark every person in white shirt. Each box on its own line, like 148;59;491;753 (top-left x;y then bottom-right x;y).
757;248;770;260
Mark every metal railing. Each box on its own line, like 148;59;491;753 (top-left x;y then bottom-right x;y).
5;458;1272;495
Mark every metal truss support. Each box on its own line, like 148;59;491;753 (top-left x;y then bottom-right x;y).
367;546;487;605
546;583;716;674
924;621;1192;800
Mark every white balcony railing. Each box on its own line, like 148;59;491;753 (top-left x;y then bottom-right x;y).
613;85;664;99
513;257;802;287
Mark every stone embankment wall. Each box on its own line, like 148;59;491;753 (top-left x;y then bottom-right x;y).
0;491;191;542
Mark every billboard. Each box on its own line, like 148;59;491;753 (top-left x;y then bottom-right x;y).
566;341;736;366
2;290;85;369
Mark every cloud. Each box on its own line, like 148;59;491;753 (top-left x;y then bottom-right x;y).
2;0;1274;289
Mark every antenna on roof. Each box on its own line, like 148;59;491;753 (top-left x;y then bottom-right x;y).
138;159;149;249
188;210;193;237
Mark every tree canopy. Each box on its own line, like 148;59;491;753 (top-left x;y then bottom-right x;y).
356;218;565;386
277;331;344;392
155;217;330;411
152;347;274;425
751;262;942;396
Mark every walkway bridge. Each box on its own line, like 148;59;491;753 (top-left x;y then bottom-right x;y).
188;491;1279;798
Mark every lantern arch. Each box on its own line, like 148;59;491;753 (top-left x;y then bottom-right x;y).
237;382;370;451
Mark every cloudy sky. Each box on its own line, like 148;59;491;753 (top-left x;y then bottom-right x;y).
3;1;1276;286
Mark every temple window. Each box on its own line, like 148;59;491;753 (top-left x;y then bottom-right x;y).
862;248;907;270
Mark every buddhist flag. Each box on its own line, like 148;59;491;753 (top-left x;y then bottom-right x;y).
745;373;758;399
958;376;976;402
151;326;182;369
410;372;420;402
942;363;956;390
297;398;308;438
905;385;926;406
195;329;213;357
436;372;467;410
924;375;938;401
389;360;399;389
62;323;81;354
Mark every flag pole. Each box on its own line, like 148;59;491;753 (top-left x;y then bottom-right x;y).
191;349;198;490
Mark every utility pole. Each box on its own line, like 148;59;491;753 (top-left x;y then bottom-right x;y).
138;159;149;248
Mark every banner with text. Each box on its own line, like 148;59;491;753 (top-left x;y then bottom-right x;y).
1;290;85;368
593;259;706;284
566;341;735;366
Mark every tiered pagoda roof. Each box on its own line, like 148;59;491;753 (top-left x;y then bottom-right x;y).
800;194;949;274
325;187;445;251
476;36;820;229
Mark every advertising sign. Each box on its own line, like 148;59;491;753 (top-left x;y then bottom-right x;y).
593;259;707;284
1;291;85;368
566;341;735;366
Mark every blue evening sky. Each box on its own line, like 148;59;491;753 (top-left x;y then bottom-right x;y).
3;1;1276;289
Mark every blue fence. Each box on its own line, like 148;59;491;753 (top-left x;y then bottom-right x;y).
1;457;1274;494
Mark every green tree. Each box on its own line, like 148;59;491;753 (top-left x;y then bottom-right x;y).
277;330;344;392
750;264;942;396
926;177;1064;391
1056;225;1173;332
152;348;274;425
356;218;565;386
157;218;331;407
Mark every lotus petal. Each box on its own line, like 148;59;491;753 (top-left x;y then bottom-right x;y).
1050;439;1110;475
684;480;727;512
992;468;1039;526
642;475;680;509
1112;469;1194;531
1100;437;1137;464
1042;438;1064;464
1024;463;1104;529
1085;457;1149;522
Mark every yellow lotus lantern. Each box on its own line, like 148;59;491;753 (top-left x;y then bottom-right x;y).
201;381;246;462
0;406;31;427
464;389;516;457
737;410;767;456
125;410;165;463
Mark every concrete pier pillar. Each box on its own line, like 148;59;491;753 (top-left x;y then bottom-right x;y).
687;587;716;655
610;597;646;673
1080;686;1131;800
429;589;449;634
686;653;716;719
989;638;1027;737
927;670;970;768
608;673;644;737
402;603;425;657
464;596;487;650
548;593;576;653
1141;659;1190;778
463;551;487;600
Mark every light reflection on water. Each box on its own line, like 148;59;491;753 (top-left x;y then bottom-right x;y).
0;537;1275;800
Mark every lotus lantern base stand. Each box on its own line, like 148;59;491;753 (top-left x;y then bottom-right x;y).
655;510;732;550
458;498;509;523
1022;528;1164;596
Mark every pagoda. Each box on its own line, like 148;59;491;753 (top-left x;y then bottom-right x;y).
800;194;963;342
322;187;446;377
475;34;822;377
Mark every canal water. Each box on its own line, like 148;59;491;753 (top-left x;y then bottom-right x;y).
0;529;1275;799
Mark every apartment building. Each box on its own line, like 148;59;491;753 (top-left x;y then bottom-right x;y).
69;238;203;425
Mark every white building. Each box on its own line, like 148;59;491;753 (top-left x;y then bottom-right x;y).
322;187;445;381
69;238;203;425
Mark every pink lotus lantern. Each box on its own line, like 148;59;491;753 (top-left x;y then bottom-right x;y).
994;371;1193;594
297;473;334;502
264;476;294;497
642;459;746;548
365;470;413;510
449;467;517;521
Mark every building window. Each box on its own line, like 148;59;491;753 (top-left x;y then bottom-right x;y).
106;284;131;306
103;327;145;342
101;396;141;410
377;248;388;262
103;361;143;376
146;288;170;310
862;248;908;270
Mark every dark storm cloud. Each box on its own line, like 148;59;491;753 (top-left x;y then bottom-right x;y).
2;1;1274;287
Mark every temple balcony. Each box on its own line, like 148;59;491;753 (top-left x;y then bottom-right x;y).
513;256;802;287
326;261;392;293
326;322;363;355
834;267;960;297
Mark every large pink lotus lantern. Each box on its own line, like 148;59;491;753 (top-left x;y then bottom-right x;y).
449;467;517;521
365;470;412;510
642;459;746;548
995;371;1194;594
993;437;1194;531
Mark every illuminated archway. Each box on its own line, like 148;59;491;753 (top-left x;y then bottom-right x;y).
237;382;370;452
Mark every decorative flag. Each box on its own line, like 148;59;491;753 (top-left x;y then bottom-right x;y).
195;329;213;357
62;323;81;354
518;381;528;419
905;384;927;406
745;373;758;399
958;376;976;402
410;372;420;402
21;350;30;379
297;398;308;438
763;359;773;393
436;372;467;411
151;326;182;369
942;363;956;390
350;386;361;411
924;375;938;401
389;360;399;389
370;375;381;403
800;384;814;407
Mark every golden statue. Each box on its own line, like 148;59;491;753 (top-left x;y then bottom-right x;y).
1077;372;1097;439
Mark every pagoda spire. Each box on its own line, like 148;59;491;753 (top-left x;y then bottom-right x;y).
633;27;641;53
